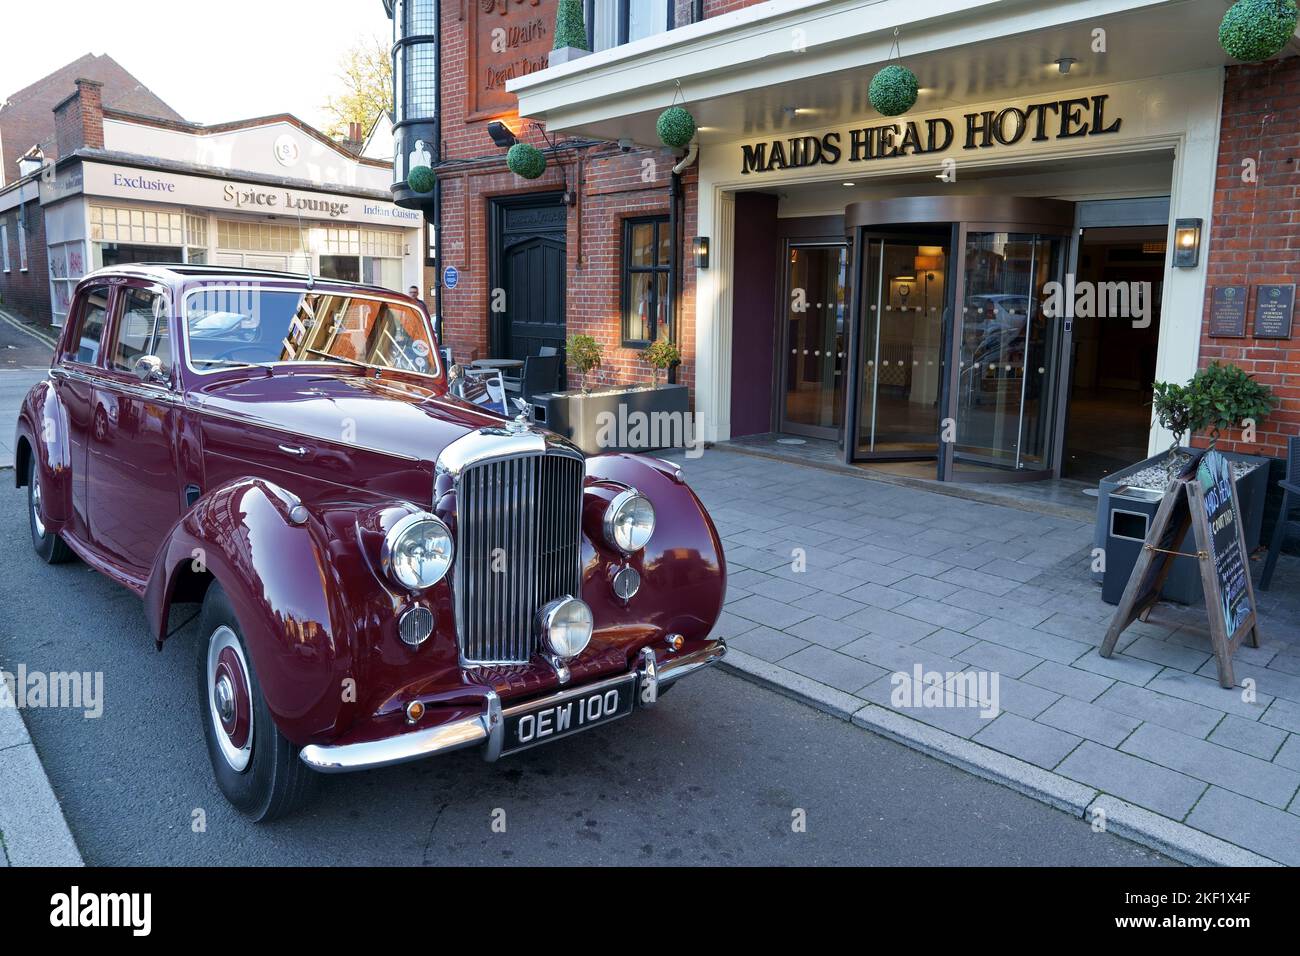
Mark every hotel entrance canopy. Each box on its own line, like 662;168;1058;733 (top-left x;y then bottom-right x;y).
509;0;1282;145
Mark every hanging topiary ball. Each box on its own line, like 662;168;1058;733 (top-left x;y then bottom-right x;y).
506;142;547;180
869;64;919;117
407;165;435;194
656;106;696;149
1219;0;1297;62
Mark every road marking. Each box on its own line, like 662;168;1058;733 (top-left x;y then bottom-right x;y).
0;309;57;349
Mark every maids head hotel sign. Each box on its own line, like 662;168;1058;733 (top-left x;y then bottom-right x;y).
739;95;1123;174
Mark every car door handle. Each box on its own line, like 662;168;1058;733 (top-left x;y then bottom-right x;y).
278;444;310;459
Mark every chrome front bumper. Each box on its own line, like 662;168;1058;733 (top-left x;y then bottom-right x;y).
299;639;726;773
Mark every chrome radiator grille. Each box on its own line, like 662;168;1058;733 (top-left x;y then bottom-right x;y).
453;452;585;664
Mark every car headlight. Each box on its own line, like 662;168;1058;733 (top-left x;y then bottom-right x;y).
603;489;655;553
381;512;454;591
536;596;594;659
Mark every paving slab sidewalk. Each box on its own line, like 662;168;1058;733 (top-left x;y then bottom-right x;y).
681;447;1300;866
0;681;83;866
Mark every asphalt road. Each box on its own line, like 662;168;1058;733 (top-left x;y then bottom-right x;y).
0;484;1172;866
0;311;55;369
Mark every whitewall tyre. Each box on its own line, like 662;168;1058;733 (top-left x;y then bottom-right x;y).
196;583;315;821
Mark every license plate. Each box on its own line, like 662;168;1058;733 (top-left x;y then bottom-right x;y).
500;675;636;756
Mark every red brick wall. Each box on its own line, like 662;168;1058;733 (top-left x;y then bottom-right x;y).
0;200;51;322
52;79;105;158
1198;58;1300;460
437;1;698;398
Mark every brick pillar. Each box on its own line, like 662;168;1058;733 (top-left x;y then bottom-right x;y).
52;78;105;157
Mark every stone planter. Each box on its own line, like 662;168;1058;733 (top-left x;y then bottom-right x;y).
548;47;590;66
1093;445;1271;604
532;383;690;455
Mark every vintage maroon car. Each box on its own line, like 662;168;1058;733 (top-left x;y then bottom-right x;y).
15;265;726;820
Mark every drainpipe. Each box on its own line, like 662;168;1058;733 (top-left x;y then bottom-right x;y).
432;0;443;341
692;0;703;23
668;142;699;385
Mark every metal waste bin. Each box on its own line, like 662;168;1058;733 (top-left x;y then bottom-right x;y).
1101;485;1165;605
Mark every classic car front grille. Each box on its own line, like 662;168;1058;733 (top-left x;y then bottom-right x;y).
454;452;585;664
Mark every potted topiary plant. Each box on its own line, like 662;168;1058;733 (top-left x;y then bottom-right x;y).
644;335;680;386
550;0;590;66
1093;363;1276;604
565;332;602;393
1184;361;1277;447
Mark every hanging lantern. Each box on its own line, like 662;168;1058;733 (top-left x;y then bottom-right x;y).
507;142;547;179
656;106;697;149
1219;0;1298;61
406;165;435;194
868;64;919;117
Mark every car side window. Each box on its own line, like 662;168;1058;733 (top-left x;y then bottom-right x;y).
110;288;172;377
65;286;112;366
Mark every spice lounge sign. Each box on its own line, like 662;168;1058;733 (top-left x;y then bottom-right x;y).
739;94;1124;175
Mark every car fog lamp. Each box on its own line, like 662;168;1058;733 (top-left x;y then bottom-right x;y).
537;596;594;660
383;513;454;591
603;489;655;554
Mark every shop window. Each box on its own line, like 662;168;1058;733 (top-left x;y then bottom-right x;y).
586;0;672;51
620;215;670;347
48;240;87;327
66;286;112;366
110;287;172;377
91;205;184;245
320;255;361;283
216;220;306;254
95;243;184;270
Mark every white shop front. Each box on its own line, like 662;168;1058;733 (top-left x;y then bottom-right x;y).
40;160;423;326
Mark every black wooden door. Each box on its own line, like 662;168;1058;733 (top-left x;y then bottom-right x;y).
502;236;566;359
490;193;567;363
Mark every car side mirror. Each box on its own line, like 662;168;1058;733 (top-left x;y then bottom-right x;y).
133;354;167;385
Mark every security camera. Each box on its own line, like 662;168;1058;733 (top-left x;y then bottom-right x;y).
618;138;634;153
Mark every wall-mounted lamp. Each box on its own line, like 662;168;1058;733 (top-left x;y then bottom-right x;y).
487;120;518;149
1173;218;1202;268
1054;57;1077;75
693;236;710;269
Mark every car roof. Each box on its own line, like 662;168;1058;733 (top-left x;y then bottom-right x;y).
78;263;401;298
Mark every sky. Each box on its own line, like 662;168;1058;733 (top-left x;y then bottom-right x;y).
1;0;391;131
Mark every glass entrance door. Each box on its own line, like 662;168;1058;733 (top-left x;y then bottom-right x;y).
780;243;848;440
855;236;949;458
953;231;1065;471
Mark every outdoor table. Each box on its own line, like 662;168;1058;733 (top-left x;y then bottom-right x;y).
468;358;524;371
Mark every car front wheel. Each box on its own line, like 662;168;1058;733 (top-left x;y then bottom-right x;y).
27;457;73;564
197;582;315;821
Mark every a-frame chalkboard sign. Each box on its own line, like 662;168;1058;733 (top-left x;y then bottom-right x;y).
1100;449;1261;688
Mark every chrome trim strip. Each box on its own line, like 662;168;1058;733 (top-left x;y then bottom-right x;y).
297;641;725;774
49;365;181;405
435;426;583;478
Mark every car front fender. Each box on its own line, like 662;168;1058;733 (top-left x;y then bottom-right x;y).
581;454;726;649
14;378;72;528
144;477;363;744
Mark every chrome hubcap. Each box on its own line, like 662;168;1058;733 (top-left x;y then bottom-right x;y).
206;625;253;773
213;675;235;723
31;474;45;539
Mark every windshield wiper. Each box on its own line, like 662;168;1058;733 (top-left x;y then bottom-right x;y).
193;358;277;370
302;348;371;370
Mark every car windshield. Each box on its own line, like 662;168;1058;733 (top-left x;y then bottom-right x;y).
184;287;439;376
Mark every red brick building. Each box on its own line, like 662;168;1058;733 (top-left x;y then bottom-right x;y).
1199;56;1300;461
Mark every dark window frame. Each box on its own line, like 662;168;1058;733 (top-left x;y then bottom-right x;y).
620;214;671;348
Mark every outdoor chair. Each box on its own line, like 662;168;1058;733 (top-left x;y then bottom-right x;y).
1260;435;1300;591
502;353;562;403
